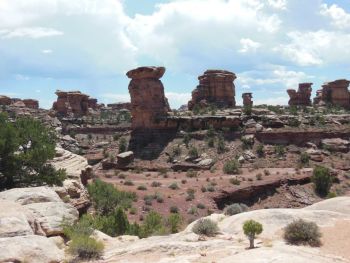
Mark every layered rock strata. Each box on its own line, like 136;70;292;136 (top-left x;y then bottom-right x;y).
314;79;350;108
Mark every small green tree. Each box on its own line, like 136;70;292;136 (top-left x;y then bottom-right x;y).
300;152;310;166
312;166;332;196
0;113;66;190
188;146;199;159
166;213;182;233
114;207;130;236
140;211;164;238
223;159;240;175
118;137;127;153
183;133;191;147
243;220;263;249
256;144;264;157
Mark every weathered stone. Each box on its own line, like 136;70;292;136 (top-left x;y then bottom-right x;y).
117;151;134;166
0;200;34;238
287;83;312;106
127;66;165;80
107;102;132;111
0;235;65;263
22;99;39;109
188;70;236;110
321;138;350;152
242;93;253;107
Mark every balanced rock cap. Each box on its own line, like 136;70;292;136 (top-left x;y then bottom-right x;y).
126;66;166;80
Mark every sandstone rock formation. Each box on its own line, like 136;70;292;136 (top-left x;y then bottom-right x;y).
107;102;132;110
287;83;312;106
0;95;12;105
99;197;350;263
22;99;39;109
188;70;236;110
127;66;170;130
0;186;78;236
242;92;253;107
52;90;99;117
314;79;350;108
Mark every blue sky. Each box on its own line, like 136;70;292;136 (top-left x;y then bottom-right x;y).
0;0;349;109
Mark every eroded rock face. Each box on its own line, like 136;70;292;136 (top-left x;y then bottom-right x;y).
22;99;39;109
287;83;312;106
52;90;98;117
0;95;12;105
127;66;170;130
242;93;253;107
314;79;350;108
188;70;236;110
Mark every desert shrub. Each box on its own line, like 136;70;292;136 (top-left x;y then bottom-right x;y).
288;118;300;127
156;194;164;203
241;136;253;150
312;166;332;196
256;173;262;180
68;236;104;260
243;105;252;116
188;146;199;159
223;159;240;175
274;145;285;157
186;188;196;201
87;179;136;215
192;219;219;237
170;206;179;213
118;137;127;153
207;137;215;148
139;211;165;238
217;134;226;153
166;213;182;233
289;106;298;115
256;144;265;157
187;206;198;215
229;177;241;185
224;203;248;216
113;134;120;141
243;220;263;249
197;203;206;209
206;125;215;138
283;219;321;247
168;182;179;190
201;186;207;192
137;185;147;191
124;180;134;186
326;192;337;198
63;217;104;259
183;133;191;147
300;152;310;165
151;181;161;187
0;114;66;190
186;169;198;178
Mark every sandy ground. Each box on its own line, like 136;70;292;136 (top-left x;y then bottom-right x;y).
321;220;350;262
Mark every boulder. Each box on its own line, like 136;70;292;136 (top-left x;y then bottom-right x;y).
0;186;61;205
24;201;78;236
0;200;34;238
117;151;134;166
321;138;350;152
0;235;64;263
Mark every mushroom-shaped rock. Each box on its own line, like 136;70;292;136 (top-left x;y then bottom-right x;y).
127;66;165;80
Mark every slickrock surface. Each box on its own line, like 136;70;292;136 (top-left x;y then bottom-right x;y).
100;197;350;263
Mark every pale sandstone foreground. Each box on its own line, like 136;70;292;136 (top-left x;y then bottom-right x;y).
97;197;350;263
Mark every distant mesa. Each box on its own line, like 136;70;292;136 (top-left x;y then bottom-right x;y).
188;69;236;110
107;102;131;111
0;95;39;109
52;90;100;117
287;83;313;107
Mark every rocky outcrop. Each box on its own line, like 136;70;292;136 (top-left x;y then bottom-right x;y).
107;102;132;110
242;93;253;107
100;197;350;263
0;235;64;263
287;83;312;106
188;70;236;110
127;66;170;130
321;138;350;152
314;79;350;108
0;187;78;236
22;99;39;109
52;90;98;117
0;95;12;105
